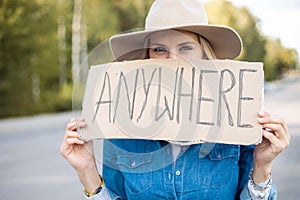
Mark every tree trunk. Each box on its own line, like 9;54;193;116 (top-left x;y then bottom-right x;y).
71;0;82;82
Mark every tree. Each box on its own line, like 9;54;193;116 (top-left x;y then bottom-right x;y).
205;0;266;62
205;0;298;81
264;38;298;81
0;0;66;117
82;0;153;50
0;0;297;118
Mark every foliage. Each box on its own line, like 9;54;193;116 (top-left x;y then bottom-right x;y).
82;0;153;51
0;0;61;117
0;0;297;118
205;0;266;62
205;0;298;82
264;38;298;81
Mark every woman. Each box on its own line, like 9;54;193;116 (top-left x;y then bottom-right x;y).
60;0;290;199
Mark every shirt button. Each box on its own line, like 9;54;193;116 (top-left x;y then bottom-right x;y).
131;161;136;167
175;170;181;176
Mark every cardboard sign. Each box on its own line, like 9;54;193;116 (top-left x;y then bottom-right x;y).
80;59;263;145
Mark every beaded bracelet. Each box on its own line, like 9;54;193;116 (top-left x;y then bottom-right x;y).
249;170;272;199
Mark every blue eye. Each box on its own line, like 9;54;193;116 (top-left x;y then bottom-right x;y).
180;46;193;51
153;47;167;52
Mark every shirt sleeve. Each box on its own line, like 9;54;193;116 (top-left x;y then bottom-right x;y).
82;186;122;200
238;145;278;199
240;180;277;200
247;176;271;200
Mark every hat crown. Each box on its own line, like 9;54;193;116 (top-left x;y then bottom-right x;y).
145;0;208;29
110;0;242;60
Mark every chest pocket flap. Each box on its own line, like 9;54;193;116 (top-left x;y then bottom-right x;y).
117;153;153;173
208;144;239;161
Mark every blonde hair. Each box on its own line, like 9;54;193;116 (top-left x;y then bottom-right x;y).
199;36;217;60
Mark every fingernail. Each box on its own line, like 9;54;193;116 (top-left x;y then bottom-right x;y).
77;121;85;127
258;118;264;123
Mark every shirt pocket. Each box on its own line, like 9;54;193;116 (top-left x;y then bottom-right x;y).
199;144;239;189
117;153;153;194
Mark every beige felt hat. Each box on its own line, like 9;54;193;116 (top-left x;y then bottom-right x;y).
109;0;242;60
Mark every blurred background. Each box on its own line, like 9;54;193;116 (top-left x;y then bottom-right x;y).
0;0;299;199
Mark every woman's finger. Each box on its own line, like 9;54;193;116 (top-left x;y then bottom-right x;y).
258;115;284;126
258;111;271;117
66;137;85;145
262;129;279;144
258;112;289;139
70;117;85;123
66;121;86;131
262;123;290;147
66;130;80;138
264;130;289;153
262;123;284;138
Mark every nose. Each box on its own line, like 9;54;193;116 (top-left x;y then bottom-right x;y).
167;51;179;59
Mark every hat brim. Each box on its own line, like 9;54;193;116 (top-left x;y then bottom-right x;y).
109;25;242;61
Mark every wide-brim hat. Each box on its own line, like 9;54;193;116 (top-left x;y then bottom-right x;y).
109;0;242;61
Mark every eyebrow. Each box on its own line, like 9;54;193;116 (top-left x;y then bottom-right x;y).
149;42;198;47
149;43;166;47
177;42;198;46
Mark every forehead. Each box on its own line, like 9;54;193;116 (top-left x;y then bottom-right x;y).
148;30;199;44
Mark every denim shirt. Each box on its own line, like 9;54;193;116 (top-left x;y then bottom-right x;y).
96;139;277;200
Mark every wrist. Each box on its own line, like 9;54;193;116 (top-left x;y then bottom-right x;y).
252;163;271;184
77;165;102;193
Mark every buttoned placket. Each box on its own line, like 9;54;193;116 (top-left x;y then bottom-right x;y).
173;146;185;199
161;144;190;199
163;144;177;199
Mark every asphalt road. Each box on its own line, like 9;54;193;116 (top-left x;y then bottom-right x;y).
264;78;300;200
0;79;299;200
0;112;82;200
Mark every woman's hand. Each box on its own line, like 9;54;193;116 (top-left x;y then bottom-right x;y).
60;118;94;171
253;111;290;183
60;118;101;193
